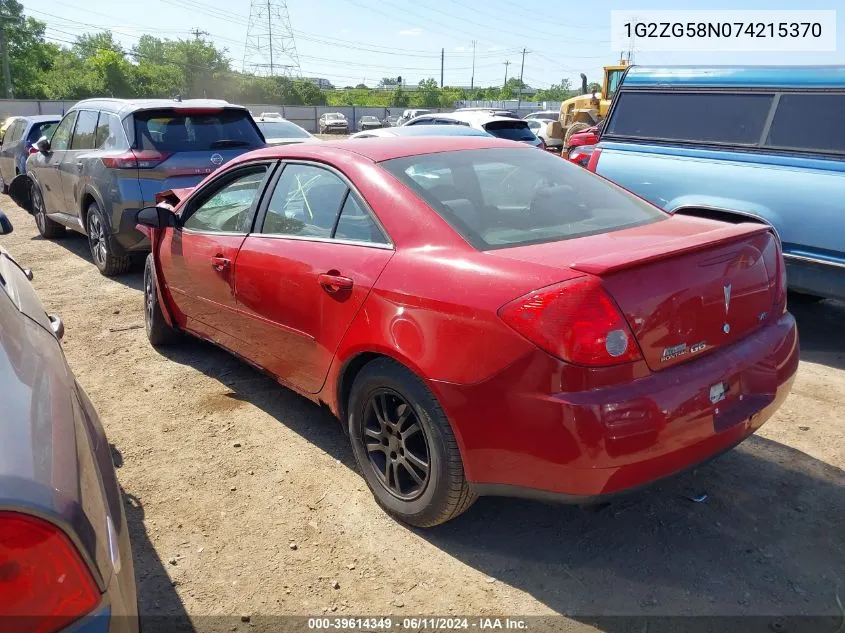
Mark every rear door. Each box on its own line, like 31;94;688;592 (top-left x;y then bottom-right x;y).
233;162;394;393
158;162;273;346
0;120;22;184
131;107;265;206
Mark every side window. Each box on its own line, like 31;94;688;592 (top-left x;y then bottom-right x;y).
261;164;347;237
70;110;99;150
7;121;24;143
94;113;127;150
49;112;77;151
183;166;268;233
334;193;388;244
766;93;845;154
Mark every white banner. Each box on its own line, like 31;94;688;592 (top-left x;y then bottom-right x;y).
610;10;837;52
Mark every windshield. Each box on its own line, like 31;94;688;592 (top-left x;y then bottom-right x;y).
134;109;263;151
381;148;665;250
257;120;310;138
362;117;379;122
483;120;536;142
607;69;624;100
325;114;344;120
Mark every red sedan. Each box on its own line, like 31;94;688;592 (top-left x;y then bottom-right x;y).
137;137;798;527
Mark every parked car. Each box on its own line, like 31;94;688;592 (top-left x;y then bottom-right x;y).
0;115;60;192
0;115;24;141
318;112;349;134
7;98;265;276
567;125;599;150
0;211;138;632
382;115;401;127
350;126;490;140
453;107;519;119
523;110;560;121
136;137;797;527
254;116;317;146
404;111;544;148
396;109;432;125
566;144;595;167
525;118;562;153
591;65;845;301
357;115;383;132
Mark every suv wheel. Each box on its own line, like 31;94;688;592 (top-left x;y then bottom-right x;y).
32;181;65;238
86;202;131;276
348;358;476;527
144;254;177;346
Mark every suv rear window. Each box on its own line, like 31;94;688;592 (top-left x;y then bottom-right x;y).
28;121;58;143
382;147;665;250
606;92;774;145
765;93;845;154
483;120;536;142
134;109;263;152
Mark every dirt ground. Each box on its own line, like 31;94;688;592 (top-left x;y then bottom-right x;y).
1;196;843;631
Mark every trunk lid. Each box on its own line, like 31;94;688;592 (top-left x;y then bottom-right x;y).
136;148;249;206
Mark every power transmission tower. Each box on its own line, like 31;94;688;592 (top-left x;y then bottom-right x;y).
243;0;301;77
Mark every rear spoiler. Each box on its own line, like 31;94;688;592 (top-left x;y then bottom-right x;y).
571;222;772;276
155;187;194;209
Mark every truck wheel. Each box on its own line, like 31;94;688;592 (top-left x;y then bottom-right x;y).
32;181;65;238
87;202;131;276
564;122;591;148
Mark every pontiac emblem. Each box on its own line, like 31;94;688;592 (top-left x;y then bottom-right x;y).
210;153;224;166
724;284;732;314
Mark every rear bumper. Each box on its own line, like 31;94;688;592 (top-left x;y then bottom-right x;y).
432;312;798;499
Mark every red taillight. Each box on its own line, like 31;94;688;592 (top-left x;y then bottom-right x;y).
499;276;642;367
101;149;171;169
586;147;602;172
27;146;37;155
0;512;100;633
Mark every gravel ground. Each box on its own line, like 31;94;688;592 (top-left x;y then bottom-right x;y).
1;196;843;632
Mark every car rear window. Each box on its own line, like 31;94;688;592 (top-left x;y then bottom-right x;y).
28;121;58;143
483;120;536;142
381;147;665;250
765;93;845;154
257;120;310;139
606;91;774;145
134;109;263;152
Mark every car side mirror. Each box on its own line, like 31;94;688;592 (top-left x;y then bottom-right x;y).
0;211;13;234
137;205;177;229
35;136;50;154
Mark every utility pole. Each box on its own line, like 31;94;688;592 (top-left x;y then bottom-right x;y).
503;60;510;88
517;48;528;110
189;27;209;41
470;40;476;90
0;12;17;99
440;48;444;88
267;0;274;75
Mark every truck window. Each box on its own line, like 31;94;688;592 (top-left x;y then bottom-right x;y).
606;92;774;145
765;93;845;154
606;70;624;100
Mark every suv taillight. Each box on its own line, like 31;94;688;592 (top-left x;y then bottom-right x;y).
586;147;602;172
0;512;100;633
498;276;642;367
102;149;172;169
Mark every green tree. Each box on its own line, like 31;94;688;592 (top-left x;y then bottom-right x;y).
0;0;61;98
587;82;601;93
73;32;123;58
417;78;440;107
391;86;409;107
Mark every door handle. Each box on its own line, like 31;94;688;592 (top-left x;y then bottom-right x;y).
318;273;353;293
75;162;83;171
211;255;230;272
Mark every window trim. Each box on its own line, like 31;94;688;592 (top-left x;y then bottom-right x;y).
253;159;394;250
603;88;845;158
69;109;101;152
50;111;79;151
179;161;279;235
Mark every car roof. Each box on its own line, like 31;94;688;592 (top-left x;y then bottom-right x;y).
231;136;522;165
422;111;526;126
624;65;845;89
22;115;62;124
353;126;490;139
69;98;240;118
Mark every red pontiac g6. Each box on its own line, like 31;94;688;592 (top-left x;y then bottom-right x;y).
137;137;798;527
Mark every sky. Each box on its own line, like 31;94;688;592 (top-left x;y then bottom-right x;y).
21;0;844;90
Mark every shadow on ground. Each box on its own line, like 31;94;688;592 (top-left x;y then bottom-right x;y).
789;296;845;371
31;231;145;291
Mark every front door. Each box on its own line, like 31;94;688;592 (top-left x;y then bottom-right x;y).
233;162;394;393
34;111;76;213
58;109;99;219
158;163;273;346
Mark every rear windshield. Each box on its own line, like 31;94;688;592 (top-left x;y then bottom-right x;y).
483;120;536;142
606;91;774;145
257;120;310;138
134;109;263;152
28;121;58;143
381;147;665;250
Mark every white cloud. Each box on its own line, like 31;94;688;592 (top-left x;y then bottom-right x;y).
398;27;423;36
454;45;466;52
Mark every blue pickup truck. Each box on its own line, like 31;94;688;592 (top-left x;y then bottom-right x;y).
590;65;845;301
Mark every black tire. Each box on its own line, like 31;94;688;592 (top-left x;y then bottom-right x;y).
32;181;65;238
348;358;476;527
564;121;591;148
0;173;7;194
143;254;177;346
86;202;131;276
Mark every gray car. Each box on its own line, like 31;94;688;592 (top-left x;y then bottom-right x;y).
0;115;60;192
9;98;266;276
0;211;138;632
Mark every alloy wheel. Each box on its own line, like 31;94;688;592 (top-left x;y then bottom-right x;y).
88;213;107;266
144;265;155;330
362;389;431;501
33;187;46;233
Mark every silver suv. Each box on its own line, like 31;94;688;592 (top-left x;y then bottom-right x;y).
9;98;266;275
